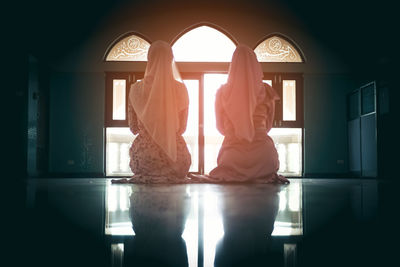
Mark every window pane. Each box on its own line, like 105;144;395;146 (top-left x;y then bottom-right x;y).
361;83;375;115
263;80;272;86
269;128;302;176
283;80;296;121
254;36;303;62
172;26;236;62
113;79;126;120
204;74;228;174
106;127;134;176
183;80;200;172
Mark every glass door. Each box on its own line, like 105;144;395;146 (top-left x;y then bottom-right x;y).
182;73;229;174
105;72;303;177
181;74;202;173
266;73;304;176
203;74;228;173
199;73;303;176
105;72;143;176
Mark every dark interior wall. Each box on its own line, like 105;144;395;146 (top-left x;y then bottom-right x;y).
52;0;347;73
42;0;394;176
27;56;40;176
49;73;104;174
304;74;356;175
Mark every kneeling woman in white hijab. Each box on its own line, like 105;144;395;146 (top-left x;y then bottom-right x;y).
114;41;191;183
208;45;289;184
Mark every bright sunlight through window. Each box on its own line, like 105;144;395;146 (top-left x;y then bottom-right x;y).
172;26;236;62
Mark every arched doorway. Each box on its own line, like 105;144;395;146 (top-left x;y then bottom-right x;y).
104;26;304;176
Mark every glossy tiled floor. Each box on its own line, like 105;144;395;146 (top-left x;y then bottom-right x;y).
17;178;397;267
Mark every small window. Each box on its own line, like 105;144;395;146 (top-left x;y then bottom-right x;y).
270;128;302;176
112;80;126;120
255;35;303;62
263;80;273;86
106;127;134;176
361;83;375;115
106;35;150;61
282;80;296;121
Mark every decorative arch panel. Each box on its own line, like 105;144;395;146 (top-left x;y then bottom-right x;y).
106;34;150;61
254;35;303;62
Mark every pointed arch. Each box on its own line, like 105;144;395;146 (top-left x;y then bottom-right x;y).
104;32;151;61
171;23;237;62
254;33;305;63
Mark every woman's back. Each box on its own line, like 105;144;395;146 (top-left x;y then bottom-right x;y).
112;40;191;184
208;44;287;183
217;84;276;141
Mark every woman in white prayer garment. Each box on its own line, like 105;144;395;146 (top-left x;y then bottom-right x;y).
113;41;191;183
207;45;289;184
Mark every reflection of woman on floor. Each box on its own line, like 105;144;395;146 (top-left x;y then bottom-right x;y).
112;41;191;184
124;185;190;266
214;185;281;267
208;45;289;184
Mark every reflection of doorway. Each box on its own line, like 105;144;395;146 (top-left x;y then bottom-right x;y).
105;72;303;176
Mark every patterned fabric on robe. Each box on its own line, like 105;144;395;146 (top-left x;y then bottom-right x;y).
127;103;192;183
209;83;280;182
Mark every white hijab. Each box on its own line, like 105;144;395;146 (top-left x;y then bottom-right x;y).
129;41;188;162
220;45;267;141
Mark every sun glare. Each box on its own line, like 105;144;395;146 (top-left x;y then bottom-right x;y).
172;26;236;62
203;74;228;173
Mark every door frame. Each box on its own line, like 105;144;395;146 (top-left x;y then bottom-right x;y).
104;71;304;176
